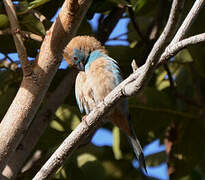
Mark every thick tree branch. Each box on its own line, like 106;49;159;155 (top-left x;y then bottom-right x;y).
0;0;92;172
3;2;123;178
3;0;31;76
33;0;205;179
2;69;78;179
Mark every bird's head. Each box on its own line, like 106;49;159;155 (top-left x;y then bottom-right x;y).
63;36;107;71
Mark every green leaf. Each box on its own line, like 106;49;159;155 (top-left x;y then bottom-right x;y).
77;153;97;167
55;104;81;131
132;0;147;12
28;0;51;10
77;153;105;180
0;14;9;29
112;126;123;160
20;14;46;35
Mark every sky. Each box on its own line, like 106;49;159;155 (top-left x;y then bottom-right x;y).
1;9;169;180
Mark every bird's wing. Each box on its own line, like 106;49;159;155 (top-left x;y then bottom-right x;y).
75;71;95;114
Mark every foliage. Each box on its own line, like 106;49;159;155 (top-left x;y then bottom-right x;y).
0;0;205;179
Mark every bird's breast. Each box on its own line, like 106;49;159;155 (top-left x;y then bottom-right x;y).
86;58;121;104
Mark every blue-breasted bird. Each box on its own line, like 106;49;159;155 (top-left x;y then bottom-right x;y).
63;35;147;172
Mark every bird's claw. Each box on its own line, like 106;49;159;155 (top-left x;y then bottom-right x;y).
82;115;89;127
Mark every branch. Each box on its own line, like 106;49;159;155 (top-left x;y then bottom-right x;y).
160;32;205;64
0;28;43;42
0;59;18;71
125;0;147;42
32;0;194;178
171;0;205;43
0;28;10;35
0;0;92;172
21;31;43;42
123;0;185;96
96;6;125;44
148;0;165;41
2;69;78;179
33;0;205;179
3;0;31;76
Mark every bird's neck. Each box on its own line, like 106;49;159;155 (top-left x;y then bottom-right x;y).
85;50;108;71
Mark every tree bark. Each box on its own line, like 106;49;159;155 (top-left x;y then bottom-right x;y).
0;0;92;172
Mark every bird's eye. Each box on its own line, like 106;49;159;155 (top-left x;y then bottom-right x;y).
73;56;78;61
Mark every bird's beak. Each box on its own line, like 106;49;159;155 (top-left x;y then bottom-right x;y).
76;61;84;71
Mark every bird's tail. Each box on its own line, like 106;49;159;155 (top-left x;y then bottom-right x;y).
128;126;147;173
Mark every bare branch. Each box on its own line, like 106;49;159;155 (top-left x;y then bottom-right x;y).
21;31;43;42
160;32;205;63
0;28;10;35
123;0;185;95
125;0;147;41
0;28;43;42
33;0;205;179
171;0;205;43
97;6;125;44
0;59;18;71
0;0;92;172
131;59;138;72
3;0;31;76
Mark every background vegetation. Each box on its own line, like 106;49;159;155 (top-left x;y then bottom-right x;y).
0;0;205;179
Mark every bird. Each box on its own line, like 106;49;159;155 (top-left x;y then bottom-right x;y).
63;35;147;172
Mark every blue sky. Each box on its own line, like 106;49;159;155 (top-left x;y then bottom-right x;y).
0;9;169;180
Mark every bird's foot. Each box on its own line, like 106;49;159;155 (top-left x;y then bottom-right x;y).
82;115;88;127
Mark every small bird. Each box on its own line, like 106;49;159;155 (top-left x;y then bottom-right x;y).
63;35;147;172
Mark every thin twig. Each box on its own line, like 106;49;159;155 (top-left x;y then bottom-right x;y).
0;28;10;35
5;54;14;63
171;0;205;43
124;0;185;95
21;31;43;42
148;0;165;40
160;33;205;64
0;28;43;42
131;59;138;72
3;0;31;77
125;0;147;42
97;6;125;44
